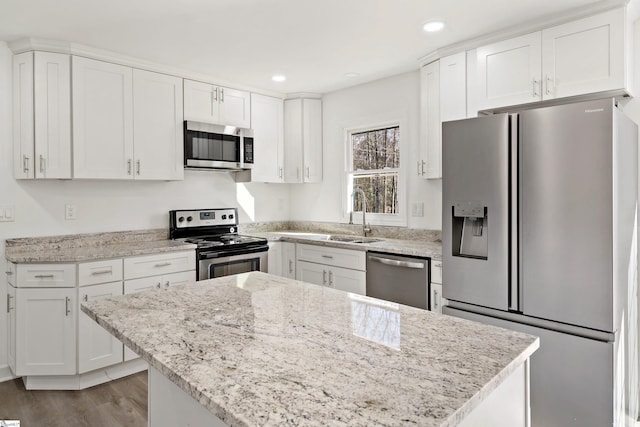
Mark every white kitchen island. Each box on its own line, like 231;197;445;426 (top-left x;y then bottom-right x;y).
81;272;538;427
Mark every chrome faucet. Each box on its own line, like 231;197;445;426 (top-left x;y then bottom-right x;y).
349;187;372;237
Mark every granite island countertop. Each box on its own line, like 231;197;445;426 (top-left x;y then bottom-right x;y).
5;229;196;263
82;271;538;427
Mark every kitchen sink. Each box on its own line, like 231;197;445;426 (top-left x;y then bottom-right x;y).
327;235;382;244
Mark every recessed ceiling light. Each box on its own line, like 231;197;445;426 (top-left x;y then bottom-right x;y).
344;72;360;78
272;75;286;82
423;21;445;32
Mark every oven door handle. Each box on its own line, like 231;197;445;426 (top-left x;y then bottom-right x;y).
200;244;269;260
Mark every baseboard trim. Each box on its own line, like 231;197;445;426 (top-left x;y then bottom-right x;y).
0;364;17;383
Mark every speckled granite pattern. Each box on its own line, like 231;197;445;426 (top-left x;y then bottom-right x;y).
83;272;538;427
5;229;195;263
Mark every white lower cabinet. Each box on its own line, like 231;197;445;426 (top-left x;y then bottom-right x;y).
296;244;366;295
78;281;124;373
430;260;445;314
7;284;17;374
268;242;296;279
15;287;77;376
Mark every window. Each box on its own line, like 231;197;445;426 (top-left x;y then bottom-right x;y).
346;125;402;224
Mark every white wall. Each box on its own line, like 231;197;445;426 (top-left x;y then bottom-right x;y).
289;71;443;230
0;41;291;371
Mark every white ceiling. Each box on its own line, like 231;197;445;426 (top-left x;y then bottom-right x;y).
0;0;613;95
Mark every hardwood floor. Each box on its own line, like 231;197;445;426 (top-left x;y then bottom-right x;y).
0;372;147;427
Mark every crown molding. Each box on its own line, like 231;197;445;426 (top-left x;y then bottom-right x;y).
418;0;629;66
7;37;287;99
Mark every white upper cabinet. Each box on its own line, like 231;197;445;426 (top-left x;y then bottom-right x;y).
475;8;628;111
133;69;184;180
476;32;542;111
72;56;134;179
283;98;322;183
440;52;468;122
183;79;250;128
13;51;72;179
541;8;625;99
250;93;284;182
419;60;441;180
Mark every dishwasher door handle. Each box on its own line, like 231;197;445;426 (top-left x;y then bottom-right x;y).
368;256;425;269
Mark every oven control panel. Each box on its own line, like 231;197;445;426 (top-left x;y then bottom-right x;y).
172;208;238;228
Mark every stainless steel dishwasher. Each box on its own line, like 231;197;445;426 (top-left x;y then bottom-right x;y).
366;251;430;310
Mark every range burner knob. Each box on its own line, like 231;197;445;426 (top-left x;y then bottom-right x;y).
229;214;234;219
187;216;193;222
178;216;185;223
221;215;227;220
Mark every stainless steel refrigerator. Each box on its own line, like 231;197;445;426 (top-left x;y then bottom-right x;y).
441;98;638;427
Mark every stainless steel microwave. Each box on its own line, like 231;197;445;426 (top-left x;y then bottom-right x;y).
183;121;254;170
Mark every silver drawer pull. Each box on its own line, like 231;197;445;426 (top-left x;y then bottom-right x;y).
322;270;327;285
91;269;112;275
321;255;333;259
6;270;13;275
7;294;14;313
328;270;334;286
83;294;88;302
369;256;424;269
155;262;171;267
65;297;71;316
156;283;162;289
34;274;55;279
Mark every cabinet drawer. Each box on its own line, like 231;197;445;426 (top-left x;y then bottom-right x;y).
431;260;442;284
78;259;123;286
6;262;16;286
296;244;365;271
124;251;195;280
15;264;77;288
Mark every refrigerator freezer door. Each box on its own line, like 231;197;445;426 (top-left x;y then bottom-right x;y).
444;306;616;427
442;114;510;311
519;99;614;332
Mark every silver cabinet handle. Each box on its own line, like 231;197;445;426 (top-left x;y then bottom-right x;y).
279;167;283;179
213;87;218;102
306;166;310;179
296;167;300;181
433;289;439;309
288;260;294;274
34;274;55;279
532;79;539;97
322;270;327;285
6;270;13;275
39;155;45;173
421;161;425;175
6;294;13;313
65;297;71;316
328;270;334;286
220;88;224;102
155;262;171;267
321;254;333;259
127;159;132;175
165;280;170;289
369;256;425;269
91;269;112;276
23;155;30;173
136;159;141;176
417;161;421;176
83;294;88;302
545;75;552;96
156;283;161;289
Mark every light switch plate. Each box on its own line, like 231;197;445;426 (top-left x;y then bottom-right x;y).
0;206;14;222
411;202;425;217
65;204;77;220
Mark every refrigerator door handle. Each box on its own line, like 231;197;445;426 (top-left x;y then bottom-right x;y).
509;113;520;311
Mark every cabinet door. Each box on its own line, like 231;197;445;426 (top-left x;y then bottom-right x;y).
281;242;296;279
34;52;72;179
542;8;624;100
183;79;218;124
419;61;440;179
7;285;16;374
302;98;322;183
329;266;366;295
268;242;283;276
251;94;284;182
296;260;328;287
123;275;161;361
16;288;76;375
72;57;134;179
163;270;196;288
440;52;467;122
283;98;304;182
476;32;542;110
219;86;251;128
13;51;34;179
133;69;184;180
78;281;124;373
430;283;443;313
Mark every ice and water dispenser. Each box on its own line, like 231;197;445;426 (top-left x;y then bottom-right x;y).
450;201;488;260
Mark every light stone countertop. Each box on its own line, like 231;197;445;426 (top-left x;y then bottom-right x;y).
5;229;196;263
249;231;443;261
82;271;538;427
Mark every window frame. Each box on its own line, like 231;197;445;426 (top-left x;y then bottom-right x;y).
343;117;407;227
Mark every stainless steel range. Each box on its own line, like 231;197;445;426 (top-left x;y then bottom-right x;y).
169;208;268;281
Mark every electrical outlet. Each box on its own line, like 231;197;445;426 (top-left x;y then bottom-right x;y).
411;202;425;217
65;204;77;220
